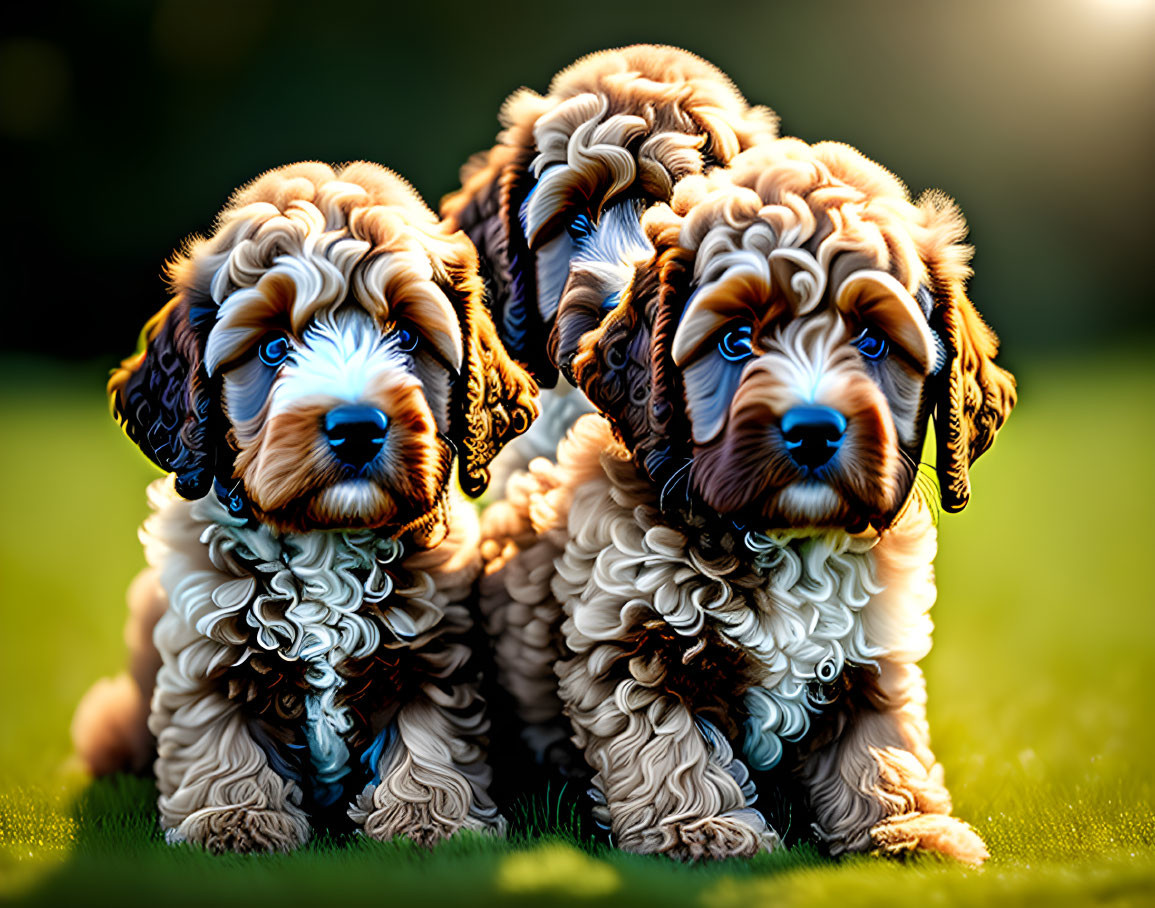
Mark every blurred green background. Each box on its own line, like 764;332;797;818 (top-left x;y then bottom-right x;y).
1;0;1153;904
2;0;1152;357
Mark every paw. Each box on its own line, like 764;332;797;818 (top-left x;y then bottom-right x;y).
359;799;462;848
167;805;310;854
870;812;989;866
352;772;505;848
660;812;780;862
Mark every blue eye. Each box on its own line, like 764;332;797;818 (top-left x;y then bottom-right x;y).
718;325;754;362
258;334;290;367
566;213;594;241
854;329;889;361
396;325;419;353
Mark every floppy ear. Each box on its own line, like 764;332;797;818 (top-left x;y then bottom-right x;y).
566;269;653;450
108;293;215;499
442;242;539;498
930;285;1017;512
441;142;557;387
566;226;694;481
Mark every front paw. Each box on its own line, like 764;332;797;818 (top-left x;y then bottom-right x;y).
166;805;310;854
357;799;461;848
659;812;780;862
354;789;506;848
870;812;989;866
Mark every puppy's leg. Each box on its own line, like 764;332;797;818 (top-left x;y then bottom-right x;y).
558;650;777;861
480;470;574;768
481;540;572;765
799;659;987;865
151;612;310;853
352;642;504;847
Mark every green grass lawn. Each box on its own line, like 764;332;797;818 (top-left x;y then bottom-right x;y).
1;351;1153;906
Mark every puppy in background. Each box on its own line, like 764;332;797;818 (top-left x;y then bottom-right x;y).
482;138;1014;862
443;44;777;765
72;162;537;852
442;43;778;386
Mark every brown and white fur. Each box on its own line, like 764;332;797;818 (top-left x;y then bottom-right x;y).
72;162;537;852
442;43;778;760
441;43;777;391
481;139;1014;863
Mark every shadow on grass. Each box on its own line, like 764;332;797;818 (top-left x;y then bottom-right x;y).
2;775;827;908
23;774;1151;908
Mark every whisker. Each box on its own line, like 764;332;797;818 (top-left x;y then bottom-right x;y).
893;448;941;525
660;458;694;512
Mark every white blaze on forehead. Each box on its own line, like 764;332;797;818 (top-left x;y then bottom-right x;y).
269;309;410;417
573;201;652;271
682;314;851;446
558;201;654;319
773;314;857;403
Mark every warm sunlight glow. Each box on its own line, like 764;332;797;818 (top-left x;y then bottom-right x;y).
1098;0;1150;10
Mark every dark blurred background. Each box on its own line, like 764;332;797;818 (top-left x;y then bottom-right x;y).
1;0;1152;365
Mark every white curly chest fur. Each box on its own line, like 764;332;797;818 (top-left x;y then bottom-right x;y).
552;451;940;772
140;478;450;800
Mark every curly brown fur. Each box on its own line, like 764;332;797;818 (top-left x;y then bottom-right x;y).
482;137;1012;864
74;162;536;852
441;44;777;386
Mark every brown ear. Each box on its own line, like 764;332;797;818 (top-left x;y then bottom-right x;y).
108;293;215;499
931;287;1017;512
566;271;653;450
567;235;695;481
441;140;556;386
444;242;539;497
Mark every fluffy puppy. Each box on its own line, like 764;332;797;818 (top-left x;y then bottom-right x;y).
443;44;776;763
481;138;1014;863
72;162;537;852
441;43;778;388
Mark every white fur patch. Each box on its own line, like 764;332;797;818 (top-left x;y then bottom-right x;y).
572;202;652;285
739;530;883;769
553;425;895;775
775;482;844;524
270;309;410;416
141;479;444;798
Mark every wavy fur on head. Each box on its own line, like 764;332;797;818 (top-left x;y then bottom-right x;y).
482;137;1012;864
441;44;778;388
571;138;1015;524
76;162;535;852
110;161;536;524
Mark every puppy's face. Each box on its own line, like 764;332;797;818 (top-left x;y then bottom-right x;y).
220;305;455;534
440;44;778;385
570;140;1016;531
671;266;936;530
111;162;537;539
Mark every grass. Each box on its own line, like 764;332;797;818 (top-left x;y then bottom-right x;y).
1;350;1154;905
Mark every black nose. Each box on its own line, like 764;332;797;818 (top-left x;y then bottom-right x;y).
781;406;847;469
324;405;389;469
